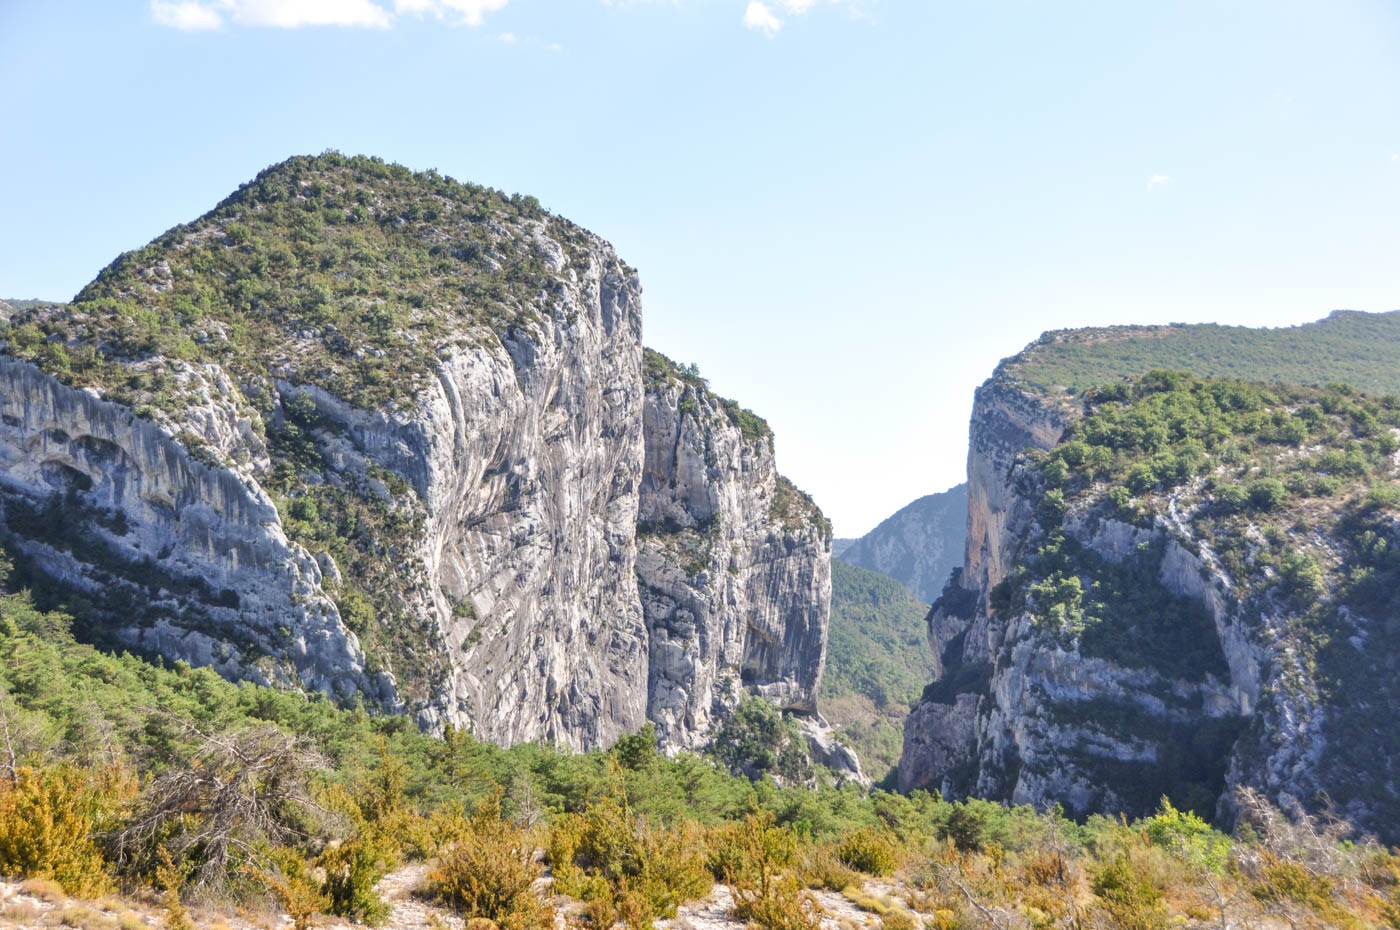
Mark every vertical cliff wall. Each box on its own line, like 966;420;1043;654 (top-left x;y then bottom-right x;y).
637;350;832;750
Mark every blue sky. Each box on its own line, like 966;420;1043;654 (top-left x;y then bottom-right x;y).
2;1;1398;536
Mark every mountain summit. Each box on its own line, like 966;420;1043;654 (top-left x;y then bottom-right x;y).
0;153;834;752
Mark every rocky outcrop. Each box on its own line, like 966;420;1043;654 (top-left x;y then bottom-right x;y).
0;357;376;702
897;363;1256;807
837;484;967;603
899;358;1392;836
0;155;832;754
637;352;831;750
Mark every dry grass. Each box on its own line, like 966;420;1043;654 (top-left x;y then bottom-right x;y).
17;879;63;904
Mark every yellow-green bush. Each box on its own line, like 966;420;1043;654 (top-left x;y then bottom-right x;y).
796;842;859;891
257;848;326;930
0;764;130;897
708;809;823;930
547;793;710;928
880;909;918;930
1092;851;1167;930
429;789;552;930
1250;852;1355;928
319;834;394;926
836;826;899;877
738;873;823;930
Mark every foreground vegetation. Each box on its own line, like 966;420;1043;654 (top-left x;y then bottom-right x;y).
0;547;1395;929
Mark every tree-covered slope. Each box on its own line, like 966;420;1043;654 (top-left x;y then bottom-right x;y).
820;560;932;779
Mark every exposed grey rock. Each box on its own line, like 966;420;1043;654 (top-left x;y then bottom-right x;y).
637;357;832;751
837;485;967;603
0;357;374;702
797;716;867;787
899;694;979;795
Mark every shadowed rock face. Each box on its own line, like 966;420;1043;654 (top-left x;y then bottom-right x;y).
0;356;377;703
0;158;831;753
899;371;1255;816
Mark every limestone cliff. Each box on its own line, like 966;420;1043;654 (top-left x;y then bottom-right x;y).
902;328;1400;841
0;153;830;753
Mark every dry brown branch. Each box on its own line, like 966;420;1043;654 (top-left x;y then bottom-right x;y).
110;721;329;891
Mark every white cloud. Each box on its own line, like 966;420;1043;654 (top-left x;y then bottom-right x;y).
394;0;508;26
1147;174;1174;191
740;0;874;37
495;31;517;41
1391;153;1400;163
744;1;781;36
150;0;512;30
151;1;224;30
229;0;392;28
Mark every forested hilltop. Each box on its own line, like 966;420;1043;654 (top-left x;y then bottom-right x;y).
1008;310;1400;396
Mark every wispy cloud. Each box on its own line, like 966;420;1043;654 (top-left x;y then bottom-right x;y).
744;1;781;36
395;0;508;27
151;1;224;29
742;0;873;37
1147;174;1174;191
150;0;509;30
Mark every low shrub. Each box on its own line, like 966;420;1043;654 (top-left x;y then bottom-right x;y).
0;764;130;897
547;791;709;928
796;843;859;891
429;789;551;930
1092;851;1167;930
836;826;899;877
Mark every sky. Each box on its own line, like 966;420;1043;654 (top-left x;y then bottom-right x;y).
2;1;1399;536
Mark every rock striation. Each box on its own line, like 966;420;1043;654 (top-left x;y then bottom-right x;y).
0;154;831;754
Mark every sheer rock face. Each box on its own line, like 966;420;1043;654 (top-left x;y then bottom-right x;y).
0;357;376;702
637;363;832;751
326;255;653;750
898;374;1253;812
0;178;830;754
899;376;1074;796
